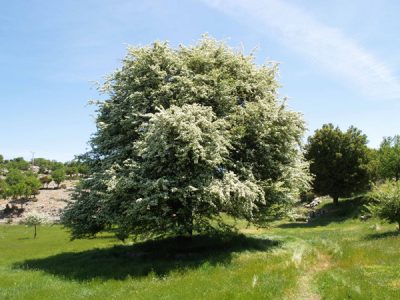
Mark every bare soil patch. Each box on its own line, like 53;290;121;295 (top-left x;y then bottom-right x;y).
0;180;77;224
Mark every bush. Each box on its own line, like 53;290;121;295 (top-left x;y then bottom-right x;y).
51;168;66;188
367;181;400;231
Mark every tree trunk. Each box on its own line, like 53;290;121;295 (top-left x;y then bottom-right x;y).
333;196;339;206
34;225;37;239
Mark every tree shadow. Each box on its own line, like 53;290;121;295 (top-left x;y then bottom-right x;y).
13;233;280;281
364;230;400;240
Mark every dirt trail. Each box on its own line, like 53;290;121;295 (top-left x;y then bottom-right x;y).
294;251;332;300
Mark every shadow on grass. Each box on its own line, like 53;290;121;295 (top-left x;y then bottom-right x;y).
14;233;280;281
364;230;400;240
278;196;368;229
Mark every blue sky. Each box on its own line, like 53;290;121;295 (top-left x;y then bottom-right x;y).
1;0;400;161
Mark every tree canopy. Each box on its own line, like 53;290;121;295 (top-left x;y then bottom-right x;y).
378;135;400;181
62;36;310;240
305;124;370;205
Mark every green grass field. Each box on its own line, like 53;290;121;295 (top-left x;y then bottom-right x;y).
1;198;399;300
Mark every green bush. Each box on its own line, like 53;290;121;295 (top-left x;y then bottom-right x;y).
367;181;400;231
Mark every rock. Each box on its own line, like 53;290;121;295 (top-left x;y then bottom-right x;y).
304;197;321;209
360;215;371;221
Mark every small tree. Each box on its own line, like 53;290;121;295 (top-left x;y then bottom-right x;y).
6;157;30;171
66;165;78;178
24;213;46;239
378;135;400;181
24;173;41;198
306;124;370;205
40;175;52;189
5;169;26;201
0;179;9;199
367;181;400;231
51;168;66;188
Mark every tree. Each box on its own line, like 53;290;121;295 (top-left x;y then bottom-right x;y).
24;213;46;239
367;181;400;231
62;36;310;240
0;179;9;199
5;169;26;199
65;165;78;178
6;157;30;171
378;135;400;181
4;170;41;206
34;158;52;174
24;173;41;198
305;124;370;205
51;168;66;188
40;175;52;189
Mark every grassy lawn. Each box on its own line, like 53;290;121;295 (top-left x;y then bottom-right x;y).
1;199;399;299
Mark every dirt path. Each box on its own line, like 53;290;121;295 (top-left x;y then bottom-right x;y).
294;251;332;300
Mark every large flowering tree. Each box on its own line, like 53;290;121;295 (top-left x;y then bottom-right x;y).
62;36;310;239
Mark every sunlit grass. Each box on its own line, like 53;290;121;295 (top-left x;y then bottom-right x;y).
1;198;399;299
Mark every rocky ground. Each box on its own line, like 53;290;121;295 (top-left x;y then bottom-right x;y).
0;180;77;224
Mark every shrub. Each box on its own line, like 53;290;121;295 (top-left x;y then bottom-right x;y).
367;181;400;231
51;168;66;188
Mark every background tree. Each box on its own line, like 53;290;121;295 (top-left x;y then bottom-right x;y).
24;173;41;198
24;213;47;239
0;179;9;199
305;124;370;205
367;181;400;231
39;176;52;189
378;135;400;181
62;36;310;239
6;157;30;171
65;165;78;178
5;169;26;200
366;148;380;183
34;158;52;174
51;168;66;188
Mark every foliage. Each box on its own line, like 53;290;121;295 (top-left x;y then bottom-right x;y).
51;168;66;187
24;173;41;198
378;135;400;181
34;158;64;173
305;124;370;205
5;169;27;199
0;179;9;199
24;212;47;238
40;175;52;188
64;160;89;178
62;36;310;239
366;147;380;183
3;169;41;200
367;181;400;230
5;157;30;171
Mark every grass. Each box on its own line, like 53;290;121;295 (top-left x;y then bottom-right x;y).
1;198;399;299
